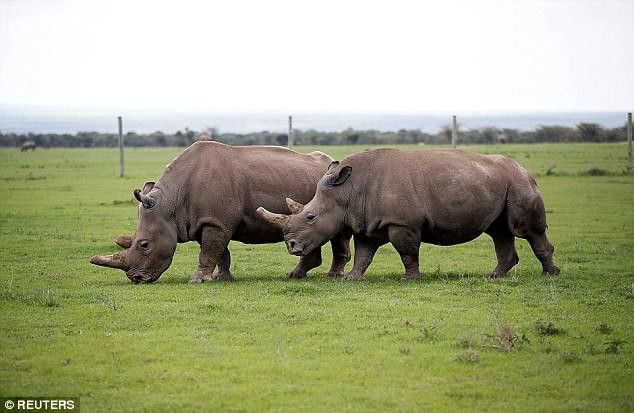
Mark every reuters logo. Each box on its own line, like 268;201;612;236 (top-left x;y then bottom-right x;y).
2;398;77;410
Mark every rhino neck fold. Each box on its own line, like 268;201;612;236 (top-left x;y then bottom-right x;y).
341;177;366;234
151;180;189;243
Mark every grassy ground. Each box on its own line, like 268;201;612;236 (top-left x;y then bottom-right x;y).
1;143;633;412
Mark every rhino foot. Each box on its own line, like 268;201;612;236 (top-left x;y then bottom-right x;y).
212;272;235;281
189;271;214;284
343;272;364;281
400;273;420;281
543;266;560;276
488;270;508;279
326;271;345;278
287;270;308;279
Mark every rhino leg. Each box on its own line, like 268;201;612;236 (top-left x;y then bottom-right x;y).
287;248;322;279
388;226;421;281
506;190;560;276
326;231;352;277
344;235;384;281
190;226;231;284
212;248;234;281
488;232;519;278
527;233;560;276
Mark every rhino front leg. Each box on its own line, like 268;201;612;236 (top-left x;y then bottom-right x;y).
287;248;322;279
488;231;519;278
527;232;560;276
190;226;231;283
327;231;352;277
345;235;384;281
212;247;234;281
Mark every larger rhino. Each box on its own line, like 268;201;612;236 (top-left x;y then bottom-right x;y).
257;148;560;281
90;141;351;283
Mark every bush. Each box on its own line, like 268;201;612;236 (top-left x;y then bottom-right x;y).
0;123;628;147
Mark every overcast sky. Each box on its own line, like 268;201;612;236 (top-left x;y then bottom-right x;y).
0;0;632;112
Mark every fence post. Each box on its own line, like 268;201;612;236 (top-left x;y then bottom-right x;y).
627;112;632;175
451;115;458;148
118;116;124;178
288;115;294;148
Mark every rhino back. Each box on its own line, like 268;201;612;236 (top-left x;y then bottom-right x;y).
159;142;332;243
341;149;533;245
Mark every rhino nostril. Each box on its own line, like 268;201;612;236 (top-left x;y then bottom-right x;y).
289;239;296;250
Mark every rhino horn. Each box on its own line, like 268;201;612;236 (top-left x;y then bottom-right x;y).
90;252;127;270
256;207;289;228
285;198;304;214
114;235;132;249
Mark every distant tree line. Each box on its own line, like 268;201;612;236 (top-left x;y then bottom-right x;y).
0;123;628;148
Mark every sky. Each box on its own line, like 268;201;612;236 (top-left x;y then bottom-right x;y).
0;0;633;113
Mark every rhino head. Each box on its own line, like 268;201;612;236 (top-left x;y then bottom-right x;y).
90;182;177;283
257;162;352;256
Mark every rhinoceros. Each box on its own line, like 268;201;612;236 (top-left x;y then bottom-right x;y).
90;141;351;283
21;140;36;151
257;148;560;281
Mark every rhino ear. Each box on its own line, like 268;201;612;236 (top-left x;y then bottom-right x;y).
134;189;157;209
324;165;352;187
256;207;289;228
142;181;155;194
326;161;340;172
114;235;132;249
285;198;304;214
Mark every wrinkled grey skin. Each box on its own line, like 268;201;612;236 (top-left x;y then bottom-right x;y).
90;141;351;283
258;148;560;281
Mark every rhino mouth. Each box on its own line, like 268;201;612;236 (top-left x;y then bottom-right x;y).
127;273;157;284
286;240;317;257
286;242;306;256
126;259;172;284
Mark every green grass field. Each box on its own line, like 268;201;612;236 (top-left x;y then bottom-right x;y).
1;144;633;412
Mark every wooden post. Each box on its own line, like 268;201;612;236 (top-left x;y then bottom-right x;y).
627;112;632;175
288;115;294;148
451;115;458;148
118;116;124;178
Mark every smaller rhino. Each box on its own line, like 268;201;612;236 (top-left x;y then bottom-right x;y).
20;140;36;151
257;148;560;281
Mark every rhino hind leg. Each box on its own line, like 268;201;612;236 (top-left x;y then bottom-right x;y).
287;248;322;279
398;254;421;281
387;226;422;281
326;231;352;277
212;248;234;281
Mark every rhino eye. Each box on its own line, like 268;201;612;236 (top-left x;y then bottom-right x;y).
139;240;150;249
306;213;316;221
